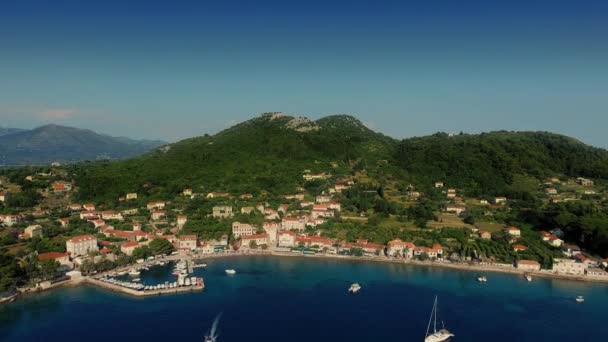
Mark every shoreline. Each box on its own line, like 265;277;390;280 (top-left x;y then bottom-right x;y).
4;250;607;305
191;250;608;284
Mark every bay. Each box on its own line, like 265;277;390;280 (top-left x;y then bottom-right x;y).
1;256;607;341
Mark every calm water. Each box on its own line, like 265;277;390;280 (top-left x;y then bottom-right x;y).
1;256;607;341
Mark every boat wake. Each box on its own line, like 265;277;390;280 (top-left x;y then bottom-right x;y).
205;312;222;342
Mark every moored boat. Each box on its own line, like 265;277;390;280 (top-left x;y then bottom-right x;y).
225;269;236;275
477;276;487;283
348;283;362;293
576;295;585;303
424;296;454;342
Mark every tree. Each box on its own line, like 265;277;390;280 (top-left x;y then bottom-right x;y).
132;245;152;260
149;238;175;255
249;240;258;249
38;259;60;280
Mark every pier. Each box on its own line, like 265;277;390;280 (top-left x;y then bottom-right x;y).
85;276;204;297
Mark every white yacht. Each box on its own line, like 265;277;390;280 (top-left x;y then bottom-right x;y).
524;274;532;282
576;295;585;303
128;269;141;276
477;276;487;283
225;269;236;275
424;296;454;342
348;283;362;293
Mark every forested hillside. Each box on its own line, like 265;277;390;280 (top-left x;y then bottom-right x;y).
395;131;608;196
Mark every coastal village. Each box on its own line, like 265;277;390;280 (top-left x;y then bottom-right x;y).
1;166;608;301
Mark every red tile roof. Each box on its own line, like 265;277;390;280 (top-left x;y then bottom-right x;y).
38;252;69;261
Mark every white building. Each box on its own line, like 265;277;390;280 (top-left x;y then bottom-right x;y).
240;233;269;248
66;235;98;257
552;258;585;275
212;206;234;218
516;259;541;271
147;201;166;210
278;231;297;248
282;217;305;231
232;222;257;238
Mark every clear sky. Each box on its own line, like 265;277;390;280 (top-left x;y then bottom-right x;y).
0;0;606;147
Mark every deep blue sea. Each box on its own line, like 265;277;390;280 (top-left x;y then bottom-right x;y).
1;256;607;341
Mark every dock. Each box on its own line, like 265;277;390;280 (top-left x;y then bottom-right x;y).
85;277;204;297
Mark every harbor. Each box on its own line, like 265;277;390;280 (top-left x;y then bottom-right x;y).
87;258;204;297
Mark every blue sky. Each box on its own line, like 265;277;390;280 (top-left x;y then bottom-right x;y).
0;0;607;147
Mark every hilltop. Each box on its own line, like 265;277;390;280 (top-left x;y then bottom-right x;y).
0;124;166;165
72;113;397;202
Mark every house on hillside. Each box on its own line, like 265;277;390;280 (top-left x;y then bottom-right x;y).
479;230;492;240
151;210;166;221
207;192;230;199
445;205;466;216
66;235;98;257
212;206;234;218
147;201;165;210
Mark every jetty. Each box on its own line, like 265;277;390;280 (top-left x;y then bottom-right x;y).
85;276;204;297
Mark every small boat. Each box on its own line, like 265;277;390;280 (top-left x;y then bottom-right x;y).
225;269;236;275
524;274;532;282
128;269;141;276
132;278;141;282
576;295;585;303
477;276;487;283
348;283;362;294
425;296;454;342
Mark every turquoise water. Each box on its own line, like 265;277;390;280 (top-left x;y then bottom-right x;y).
1;256;607;341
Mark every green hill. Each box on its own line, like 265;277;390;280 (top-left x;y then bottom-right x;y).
395;131;608;196
71;114;608;203
71;113;396;202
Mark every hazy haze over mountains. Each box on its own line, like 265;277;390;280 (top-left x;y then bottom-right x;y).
0;124;166;165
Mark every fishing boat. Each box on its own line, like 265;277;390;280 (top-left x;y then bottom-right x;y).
348;283;362;293
477;276;487;283
576;295;585;303
424;296;454;342
225;269;236;275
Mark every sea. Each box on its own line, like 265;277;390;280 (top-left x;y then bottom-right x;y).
1;255;607;342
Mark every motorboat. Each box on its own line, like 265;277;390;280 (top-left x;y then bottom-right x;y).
348;283;362;293
225;269;236;275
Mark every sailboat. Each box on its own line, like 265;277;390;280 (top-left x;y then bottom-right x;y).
204;313;222;342
424;296;454;342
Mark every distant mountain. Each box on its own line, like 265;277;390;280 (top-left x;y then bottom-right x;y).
0;124;166;165
0;127;26;137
